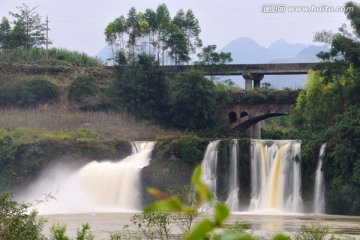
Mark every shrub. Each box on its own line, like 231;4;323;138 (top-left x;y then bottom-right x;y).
170;69;217;130
0;193;46;240
110;53;168;120
68;75;97;102
294;223;330;240
19;77;60;106
0;77;60;107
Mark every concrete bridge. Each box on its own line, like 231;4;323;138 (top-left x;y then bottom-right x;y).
161;62;315;91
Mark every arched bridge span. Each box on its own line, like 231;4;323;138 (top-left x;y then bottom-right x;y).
218;103;293;131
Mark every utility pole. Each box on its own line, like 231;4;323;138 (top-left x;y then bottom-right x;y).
46;15;49;61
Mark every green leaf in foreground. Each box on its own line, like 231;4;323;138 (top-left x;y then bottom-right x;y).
214;202;230;225
219;232;255;240
144;195;184;213
185;219;216;240
272;234;291;240
192;166;214;207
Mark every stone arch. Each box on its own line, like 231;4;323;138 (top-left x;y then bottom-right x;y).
228;111;237;124
240;111;249;118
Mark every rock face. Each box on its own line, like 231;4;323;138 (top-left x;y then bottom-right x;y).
140;137;209;206
141;152;196;206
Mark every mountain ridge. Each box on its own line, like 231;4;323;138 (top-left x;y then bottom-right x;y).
217;37;328;88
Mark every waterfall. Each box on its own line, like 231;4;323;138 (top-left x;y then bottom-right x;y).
314;144;326;214
249;140;302;213
200;140;220;211
226;139;240;211
19;141;155;214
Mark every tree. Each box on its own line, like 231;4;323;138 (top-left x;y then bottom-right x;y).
172;9;202;61
8;3;48;49
170;69;217;130
166;23;189;65
0;193;46;240
196;45;232;65
154;4;171;64
0;17;11;49
321;106;360;215
126;7;140;55
292;1;360;129
195;44;233;81
313;2;360;71
110;53;168;120
104;16;127;60
105;4;203;65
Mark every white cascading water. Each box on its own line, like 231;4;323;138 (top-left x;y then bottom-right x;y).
314;143;326;214
226;139;240;211
200;140;220;211
249;140;302;213
18;141;155;214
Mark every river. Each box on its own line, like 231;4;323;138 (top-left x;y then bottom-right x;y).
40;212;360;239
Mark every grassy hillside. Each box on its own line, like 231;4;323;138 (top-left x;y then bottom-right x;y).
0;48;184;140
0;107;181;140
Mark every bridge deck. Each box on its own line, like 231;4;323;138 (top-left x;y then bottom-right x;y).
160;63;316;76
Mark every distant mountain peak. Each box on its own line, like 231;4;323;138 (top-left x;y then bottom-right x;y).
217;37;329;88
270;38;288;45
228;37;264;47
219;37;326;64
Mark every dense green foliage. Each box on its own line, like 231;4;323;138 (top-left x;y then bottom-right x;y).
195;44;233;82
216;88;300;106
321;107;360;214
20;78;61;106
110;53;168;120
0;77;60;107
170;69;217;130
68;75;98;104
0;193;46;240
292;2;360;129
153;136;209;165
0;193;96;240
196;45;233;66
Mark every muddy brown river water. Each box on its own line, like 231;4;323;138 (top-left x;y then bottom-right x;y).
40;212;360;239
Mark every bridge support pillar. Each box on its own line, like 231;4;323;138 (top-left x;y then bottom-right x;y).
243;73;264;91
248;122;261;139
245;79;252;91
253;74;264;90
242;73;264;138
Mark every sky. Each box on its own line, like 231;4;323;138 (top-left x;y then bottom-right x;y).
0;0;352;56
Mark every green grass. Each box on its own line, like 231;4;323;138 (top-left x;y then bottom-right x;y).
0;48;101;67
